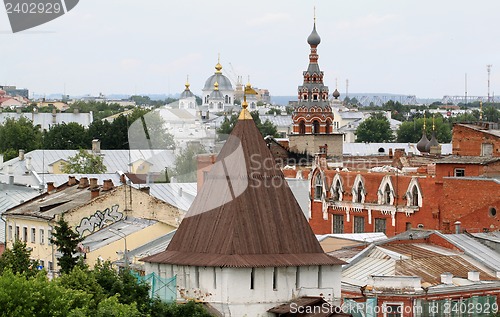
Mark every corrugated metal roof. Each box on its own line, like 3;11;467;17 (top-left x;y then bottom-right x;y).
126;230;176;260
259;115;293;128
471;232;500;244
0;184;40;242
139;183;196;212
82;218;157;251
317;232;387;243
438;233;500;272
1;149;175;175
142;115;345;267
343;257;396;284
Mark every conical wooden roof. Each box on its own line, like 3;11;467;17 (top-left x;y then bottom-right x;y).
142;109;344;267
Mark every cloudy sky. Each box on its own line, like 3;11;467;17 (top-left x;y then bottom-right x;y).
1;0;500;99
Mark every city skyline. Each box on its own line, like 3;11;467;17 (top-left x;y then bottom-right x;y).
1;0;500;98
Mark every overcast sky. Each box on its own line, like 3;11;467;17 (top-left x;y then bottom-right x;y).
1;0;500;99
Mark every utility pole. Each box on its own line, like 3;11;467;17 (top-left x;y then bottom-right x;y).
487;64;492;102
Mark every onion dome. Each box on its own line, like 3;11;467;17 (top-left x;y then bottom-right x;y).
332;89;340;99
180;77;195;99
416;131;430;153
209;82;224;100
215;61;222;74
307;22;321;46
425;131;439;153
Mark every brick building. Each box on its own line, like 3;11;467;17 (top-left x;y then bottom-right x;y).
452;122;499;157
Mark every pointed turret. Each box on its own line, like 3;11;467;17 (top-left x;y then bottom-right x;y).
142;93;343;267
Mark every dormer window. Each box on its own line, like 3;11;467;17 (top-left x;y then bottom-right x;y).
314;174;323;200
406;178;423;208
352;175;366;203
378;176;395;205
384;184;391;204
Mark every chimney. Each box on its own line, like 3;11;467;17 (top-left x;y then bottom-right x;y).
92;139;101;154
102;179;114;191
78;177;89;188
454;221;461;234
120;173;126;184
89;177;98;189
178;186;183;197
468;271;480;282
18;149;25;161
8;175;14;185
47;182;55;192
440;273;453;285
52;108;57;124
389;148;393;158
16;107;21;114
91;188;100;199
25;156;32;171
68;175;77;186
7;164;13;174
139;186;150;195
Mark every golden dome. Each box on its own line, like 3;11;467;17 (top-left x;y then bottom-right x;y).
215;62;222;73
214;81;219;90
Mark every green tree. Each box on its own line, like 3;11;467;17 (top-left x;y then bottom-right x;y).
355;112;394;142
50;217;84;274
128;108;175;150
266;108;282;115
0;240;39;277
396;116;452;143
172;143;207;182
43;122;88;149
62;149;107;174
216;110;278;138
0;117;42;160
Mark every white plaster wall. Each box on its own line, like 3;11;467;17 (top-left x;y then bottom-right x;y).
143;263;343;315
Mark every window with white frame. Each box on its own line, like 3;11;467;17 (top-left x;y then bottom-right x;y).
314;174;323;200
454;168;465;177
47;229;52;245
31;227;36;244
352;175;366;203
23;227;28;242
331;176;343;201
378;176;394;205
411;186;419;207
40;229;45;245
8;225;13;241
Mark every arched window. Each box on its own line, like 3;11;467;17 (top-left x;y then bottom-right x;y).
356;182;364;203
218;102;223;109
384;184;392;204
312;120;320;134
299;121;306;134
325;121;331;134
314;175;323;200
225;95;229;103
332;179;342;201
411;186;419;207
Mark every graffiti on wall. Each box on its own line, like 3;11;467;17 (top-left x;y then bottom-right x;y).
76;204;123;236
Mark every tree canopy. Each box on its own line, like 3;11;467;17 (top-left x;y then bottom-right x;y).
355;112;394;143
50;217;84;274
0;117;42;160
62;149;107;174
397;116;452;143
216;110;278;139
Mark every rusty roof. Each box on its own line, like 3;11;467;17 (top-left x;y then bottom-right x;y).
141;114;344;267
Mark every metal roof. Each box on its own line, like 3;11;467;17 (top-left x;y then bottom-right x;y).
259;115;293;129
126;230;176;261
142;114;345;267
0;112;93;129
133;183;196;212
0;183;40;242
342;143;453;156
1;149;175;175
438;233;500;272
82;217;157;252
317;232;387;243
436;155;500;165
471;232;500;244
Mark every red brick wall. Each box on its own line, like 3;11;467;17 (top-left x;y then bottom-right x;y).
452;124;500;156
435;163;483;179
308;169;499;236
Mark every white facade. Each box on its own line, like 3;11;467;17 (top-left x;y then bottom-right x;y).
144;263;342;317
202;62;236;114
